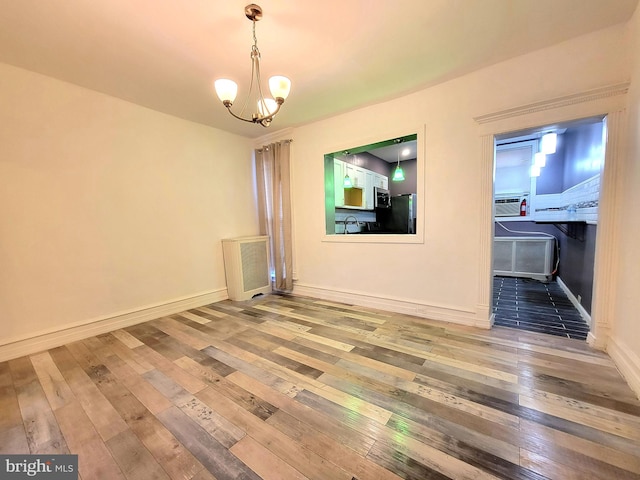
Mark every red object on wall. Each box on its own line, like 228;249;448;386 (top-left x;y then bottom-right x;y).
520;198;527;216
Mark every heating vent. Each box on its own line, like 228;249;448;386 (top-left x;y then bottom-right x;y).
222;236;271;301
494;236;554;282
495;195;525;217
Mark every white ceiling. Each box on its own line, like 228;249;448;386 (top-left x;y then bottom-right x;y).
0;0;637;139
368;141;418;163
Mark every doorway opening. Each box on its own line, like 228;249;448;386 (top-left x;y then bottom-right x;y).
492;116;605;340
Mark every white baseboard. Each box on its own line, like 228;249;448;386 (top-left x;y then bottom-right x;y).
556;276;592;326
0;289;228;362
607;336;640;399
293;283;491;329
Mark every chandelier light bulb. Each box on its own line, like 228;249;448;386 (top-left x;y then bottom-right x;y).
214;79;238;104
269;76;291;101
258;98;277;116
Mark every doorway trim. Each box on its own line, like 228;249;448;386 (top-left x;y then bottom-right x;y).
474;82;629;350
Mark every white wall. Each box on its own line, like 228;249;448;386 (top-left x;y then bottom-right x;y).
0;63;256;357
608;4;640;395
289;24;631;327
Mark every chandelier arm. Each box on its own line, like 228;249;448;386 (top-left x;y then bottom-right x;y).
253;47;269;111
223;96;283;125
236;44;259;118
251;44;272;119
256;100;283;126
224;105;261;124
250;19;263;111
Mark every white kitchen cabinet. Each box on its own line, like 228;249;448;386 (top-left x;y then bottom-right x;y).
333;159;345;207
374;173;388;190
334;161;388;211
365;171;374;210
356;167;367;188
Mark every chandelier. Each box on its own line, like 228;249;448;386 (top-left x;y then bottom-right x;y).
214;4;291;127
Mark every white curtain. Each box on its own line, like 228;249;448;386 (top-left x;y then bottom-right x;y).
255;140;293;292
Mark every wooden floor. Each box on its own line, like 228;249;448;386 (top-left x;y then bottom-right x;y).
1;294;640;480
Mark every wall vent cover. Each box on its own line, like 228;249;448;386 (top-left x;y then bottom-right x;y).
493;236;554;282
240;241;269;292
222;236;271;301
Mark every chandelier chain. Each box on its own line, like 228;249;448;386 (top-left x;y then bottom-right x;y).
252;20;258;49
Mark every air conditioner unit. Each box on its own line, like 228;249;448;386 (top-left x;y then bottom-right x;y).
493;236;554;282
495;194;527;217
222;236;271;301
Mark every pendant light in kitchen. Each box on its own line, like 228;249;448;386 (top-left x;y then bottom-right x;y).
392;150;405;182
541;132;557;154
343;173;352;188
343;153;353;188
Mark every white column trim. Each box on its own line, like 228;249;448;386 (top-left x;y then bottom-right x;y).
588;109;626;350
477;134;495;326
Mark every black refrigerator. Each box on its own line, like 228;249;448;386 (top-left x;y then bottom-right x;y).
377;194;416;233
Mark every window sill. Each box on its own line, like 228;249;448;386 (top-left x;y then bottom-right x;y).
322;233;424;244
494;216;533;222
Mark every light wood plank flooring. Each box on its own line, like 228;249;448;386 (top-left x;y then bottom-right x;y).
1;294;639;479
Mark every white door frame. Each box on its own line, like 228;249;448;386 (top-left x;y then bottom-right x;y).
474;83;629;350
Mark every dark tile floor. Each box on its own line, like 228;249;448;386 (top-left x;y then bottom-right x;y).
492;276;590;340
